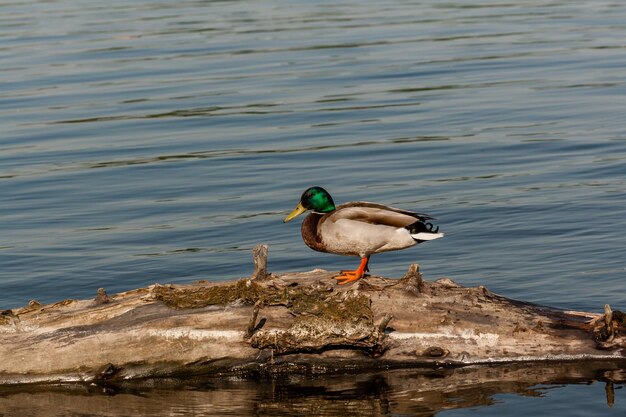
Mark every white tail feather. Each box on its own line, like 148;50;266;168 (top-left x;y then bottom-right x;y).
411;232;444;241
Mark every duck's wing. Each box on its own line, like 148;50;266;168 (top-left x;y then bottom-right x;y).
329;202;434;227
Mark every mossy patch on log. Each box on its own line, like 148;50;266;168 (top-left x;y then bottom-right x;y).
250;290;386;356
150;278;373;320
151;280;265;309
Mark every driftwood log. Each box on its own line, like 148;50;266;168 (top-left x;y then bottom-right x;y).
1;244;625;386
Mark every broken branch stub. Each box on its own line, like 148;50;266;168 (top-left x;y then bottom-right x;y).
398;263;423;295
91;288;110;306
592;303;626;349
244;303;261;339
251;244;269;280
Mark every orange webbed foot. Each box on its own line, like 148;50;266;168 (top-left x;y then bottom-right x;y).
334;257;369;285
334;270;365;285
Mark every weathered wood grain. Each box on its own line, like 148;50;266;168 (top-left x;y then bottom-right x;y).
1;245;624;385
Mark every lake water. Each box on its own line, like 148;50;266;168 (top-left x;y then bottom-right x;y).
1;0;626;415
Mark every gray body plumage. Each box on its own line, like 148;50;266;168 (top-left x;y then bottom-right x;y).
301;202;443;258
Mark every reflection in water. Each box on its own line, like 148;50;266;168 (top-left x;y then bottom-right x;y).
1;362;625;416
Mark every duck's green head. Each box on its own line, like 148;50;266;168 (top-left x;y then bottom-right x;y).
284;186;336;222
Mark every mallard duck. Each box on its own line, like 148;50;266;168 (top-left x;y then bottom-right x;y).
284;186;444;285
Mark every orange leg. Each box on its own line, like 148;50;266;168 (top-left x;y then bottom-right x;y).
335;257;369;285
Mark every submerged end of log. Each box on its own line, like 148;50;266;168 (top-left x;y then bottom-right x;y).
1;243;626;386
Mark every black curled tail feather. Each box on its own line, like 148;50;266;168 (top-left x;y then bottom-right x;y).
405;220;440;235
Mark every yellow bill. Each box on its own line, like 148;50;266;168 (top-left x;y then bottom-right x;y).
283;202;307;222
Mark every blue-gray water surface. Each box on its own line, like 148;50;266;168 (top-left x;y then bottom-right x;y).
1;0;626;415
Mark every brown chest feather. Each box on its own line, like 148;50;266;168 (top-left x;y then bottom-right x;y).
301;213;327;253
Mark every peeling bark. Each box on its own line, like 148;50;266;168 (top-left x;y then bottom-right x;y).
0;246;625;386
